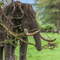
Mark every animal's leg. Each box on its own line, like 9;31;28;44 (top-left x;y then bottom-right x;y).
20;37;28;60
12;39;18;60
12;46;16;60
0;47;3;60
5;43;13;60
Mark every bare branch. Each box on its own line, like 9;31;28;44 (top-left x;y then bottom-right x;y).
11;0;15;14
0;23;35;46
0;7;8;21
45;33;51;39
13;24;21;28
15;2;24;19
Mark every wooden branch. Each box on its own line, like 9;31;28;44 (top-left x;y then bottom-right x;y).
13;24;21;28
42;46;55;50
6;0;8;3
0;19;3;23
15;2;24;19
0;7;8;21
45;33;51;39
0;23;35;46
11;0;15;14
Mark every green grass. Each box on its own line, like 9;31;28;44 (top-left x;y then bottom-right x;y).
15;33;60;60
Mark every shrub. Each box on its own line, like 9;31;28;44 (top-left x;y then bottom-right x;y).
39;24;55;32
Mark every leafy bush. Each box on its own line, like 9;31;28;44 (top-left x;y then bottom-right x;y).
39;24;55;32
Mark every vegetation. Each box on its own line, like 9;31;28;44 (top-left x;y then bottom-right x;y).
35;0;60;30
15;33;60;60
38;23;55;32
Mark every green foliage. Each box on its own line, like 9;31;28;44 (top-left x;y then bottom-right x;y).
39;24;55;32
35;0;60;30
0;2;4;6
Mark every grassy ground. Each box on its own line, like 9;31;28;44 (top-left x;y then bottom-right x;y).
15;33;60;60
